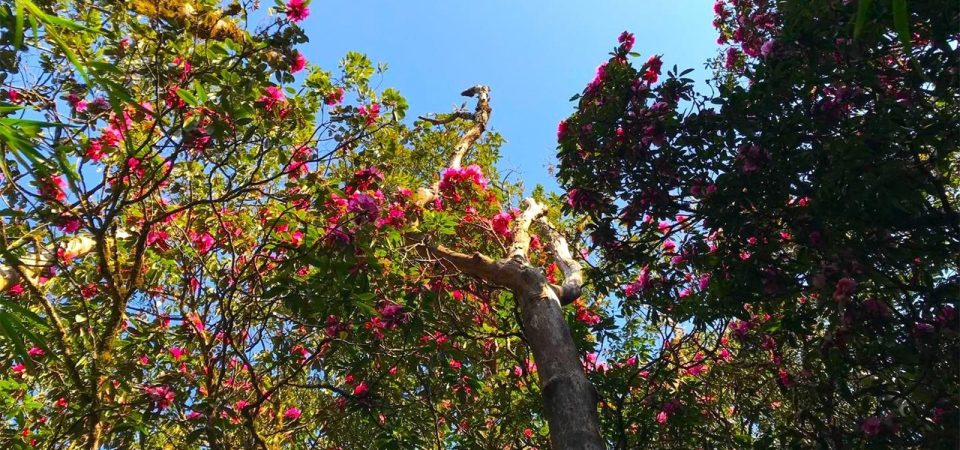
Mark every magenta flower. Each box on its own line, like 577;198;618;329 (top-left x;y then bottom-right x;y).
144;385;175;410
491;212;512;237
191;232;215;254
284;407;302;420
259;86;287;112
861;416;882;436
291;52;307;73
286;0;310;23
618;31;635;52
27;347;45;358
169;347;187;361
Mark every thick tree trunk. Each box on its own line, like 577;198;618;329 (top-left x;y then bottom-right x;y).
516;267;604;450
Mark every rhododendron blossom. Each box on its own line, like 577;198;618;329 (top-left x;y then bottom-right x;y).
259;86;286;111
285;0;310;23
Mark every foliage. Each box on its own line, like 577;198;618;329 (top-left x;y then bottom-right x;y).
557;0;958;447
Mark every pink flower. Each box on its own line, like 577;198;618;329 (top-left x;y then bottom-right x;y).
169;347;187;361
284;407;302;420
27;347;44;358
760;39;775;57
144;385;175;410
491;212;512;237
186;411;203;420
642;55;662;83
11;363;26;375
656;411;668;424
5;89;21;104
325;87;344;106
725;47;740;70
290;230;304;247
439;165;488;191
833;277;857;300
686;363;707;376
85;139;105;161
285;0;310;23
259;86;287;111
357;103;380;126
718;348;732;360
290;52;307;73
191;232;215;254
698;273;711;291
58;219;81;234
146;230;170;250
67;93;88;112
40;175;67;202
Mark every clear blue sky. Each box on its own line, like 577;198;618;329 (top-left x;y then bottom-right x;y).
297;1;718;193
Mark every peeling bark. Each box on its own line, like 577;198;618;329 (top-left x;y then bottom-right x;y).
0;234;97;291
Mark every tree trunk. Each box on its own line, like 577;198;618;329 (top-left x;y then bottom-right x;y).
516;266;604;450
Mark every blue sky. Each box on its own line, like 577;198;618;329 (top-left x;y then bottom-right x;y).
296;1;718;193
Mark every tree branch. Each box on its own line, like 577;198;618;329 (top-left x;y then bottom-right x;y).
507;198;547;261
415;85;492;207
539;218;583;306
0;234;98;292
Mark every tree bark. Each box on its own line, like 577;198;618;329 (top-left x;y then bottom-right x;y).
517;269;604;450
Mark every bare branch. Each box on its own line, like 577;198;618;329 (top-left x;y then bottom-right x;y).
414;240;509;286
508;198;548;261
539;218;583;306
0;234;98;292
417;111;475;126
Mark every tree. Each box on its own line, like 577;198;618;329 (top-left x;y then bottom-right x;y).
557;0;958;447
0;0;610;448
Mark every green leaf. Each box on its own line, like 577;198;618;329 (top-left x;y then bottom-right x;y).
46;28;89;84
891;0;911;53
0;311;33;370
853;0;873;39
13;0;24;49
193;81;208;104
176;89;199;107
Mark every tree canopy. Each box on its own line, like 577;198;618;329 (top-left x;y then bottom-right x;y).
558;0;958;447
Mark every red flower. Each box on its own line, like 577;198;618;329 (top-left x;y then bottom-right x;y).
352;381;369;396
325;87;344;106
618;31;635;53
